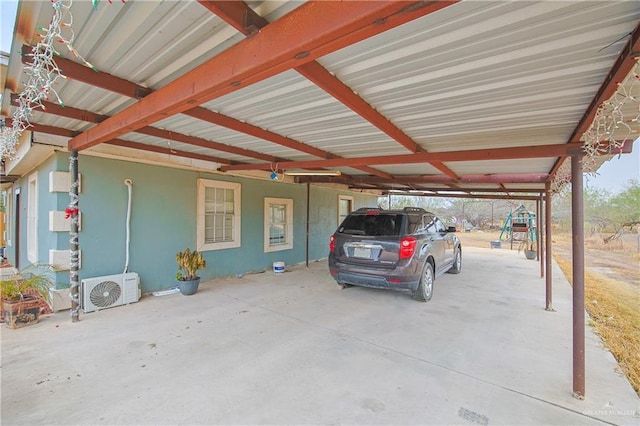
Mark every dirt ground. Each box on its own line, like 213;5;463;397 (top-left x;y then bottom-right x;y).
457;230;640;290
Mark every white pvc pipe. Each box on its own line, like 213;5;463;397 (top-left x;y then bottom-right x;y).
123;179;133;274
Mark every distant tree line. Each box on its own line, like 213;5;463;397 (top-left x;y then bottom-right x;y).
377;194;536;231
553;179;639;241
377;179;639;242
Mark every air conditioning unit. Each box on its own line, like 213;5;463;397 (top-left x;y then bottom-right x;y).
81;272;140;313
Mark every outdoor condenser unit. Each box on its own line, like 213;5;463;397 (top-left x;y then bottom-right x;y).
81;272;140;313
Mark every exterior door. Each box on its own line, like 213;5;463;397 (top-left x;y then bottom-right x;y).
14;189;20;269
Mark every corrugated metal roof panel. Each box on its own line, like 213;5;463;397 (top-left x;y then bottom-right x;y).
204;70;404;156
317;1;640;152
451;158;558;175
2;0;638;194
368;164;445;176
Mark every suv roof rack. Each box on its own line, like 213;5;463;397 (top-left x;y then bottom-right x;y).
402;207;427;213
354;207;384;213
354;207;429;214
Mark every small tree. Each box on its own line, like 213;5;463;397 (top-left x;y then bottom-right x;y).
604;180;640;242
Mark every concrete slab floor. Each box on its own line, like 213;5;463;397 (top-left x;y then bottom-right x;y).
1;247;638;425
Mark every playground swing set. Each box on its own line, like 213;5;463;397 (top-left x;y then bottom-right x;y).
498;205;538;259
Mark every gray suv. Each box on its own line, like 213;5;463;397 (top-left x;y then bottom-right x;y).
328;207;461;301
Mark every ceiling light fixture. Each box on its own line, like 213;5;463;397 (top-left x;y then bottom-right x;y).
283;170;342;176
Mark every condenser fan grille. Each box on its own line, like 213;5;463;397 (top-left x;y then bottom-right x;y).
89;280;122;307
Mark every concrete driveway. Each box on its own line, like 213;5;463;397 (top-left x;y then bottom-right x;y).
2;247;638;425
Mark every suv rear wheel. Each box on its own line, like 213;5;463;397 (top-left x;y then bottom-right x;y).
413;261;434;302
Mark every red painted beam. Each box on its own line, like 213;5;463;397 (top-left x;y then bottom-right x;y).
198;1;268;35
549;20;640;179
296;61;459;180
133;127;279;163
68;2;453;151
13;96;282;163
5;119;79;137
183;107;333;160
570;22;640;143
19;93;391;178
296;61;422;153
5;120;238;165
298;173;549;185
20;47;392;178
380;193;543;201
12;87;393;178
348;185;546;194
356;173;547;184
10;94;108;123
22;46;152;99
183;78;394;179
202;1;458;180
220;143;587;172
19;44;348;164
106;139;238;165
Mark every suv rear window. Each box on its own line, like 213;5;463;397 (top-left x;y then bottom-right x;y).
338;214;404;236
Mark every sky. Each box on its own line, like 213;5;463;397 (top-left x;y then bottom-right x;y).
1;0;638;192
1;1;17;53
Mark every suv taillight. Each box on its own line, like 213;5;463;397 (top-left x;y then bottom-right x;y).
329;234;336;253
399;236;417;259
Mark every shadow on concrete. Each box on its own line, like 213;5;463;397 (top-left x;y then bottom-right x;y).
2;247;638;425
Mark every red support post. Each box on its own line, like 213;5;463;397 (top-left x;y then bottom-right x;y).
538;195;543;277
571;154;586;399
545;182;554;312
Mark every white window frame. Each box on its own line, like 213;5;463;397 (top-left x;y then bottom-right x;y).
197;179;241;251
264;197;293;253
338;195;354;225
27;173;38;263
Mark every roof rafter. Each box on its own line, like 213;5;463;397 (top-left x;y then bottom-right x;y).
5;119;78;137
200;0;459;180
11;93;109;123
11;95;282;163
4;119;237;165
221;140;634;173
106;139;241;165
381;192;543;201
549;20;640;180
21;47;152;100
183;105;393;179
297;173;548;185
21;47;391;179
221;143;590;172
295;61;458;179
197;0;269;35
67;1;458;152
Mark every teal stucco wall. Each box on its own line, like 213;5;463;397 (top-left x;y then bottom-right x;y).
307;186;376;261
3;153;66;286
6;153;377;292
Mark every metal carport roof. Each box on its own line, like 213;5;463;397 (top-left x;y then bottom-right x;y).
1;0;638;194
1;0;639;400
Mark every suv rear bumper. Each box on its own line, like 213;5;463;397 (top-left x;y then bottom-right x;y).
329;268;420;291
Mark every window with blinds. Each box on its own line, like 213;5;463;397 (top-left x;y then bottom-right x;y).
197;179;241;251
264;197;293;252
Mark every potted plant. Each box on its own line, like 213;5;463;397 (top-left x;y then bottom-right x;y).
1;264;53;329
176;248;206;295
